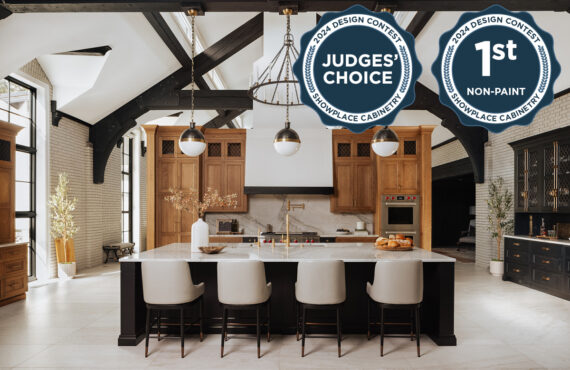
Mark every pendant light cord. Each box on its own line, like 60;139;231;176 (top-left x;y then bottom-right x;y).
285;12;291;128
190;11;196;129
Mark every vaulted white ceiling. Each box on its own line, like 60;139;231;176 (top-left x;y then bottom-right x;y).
1;9;568;145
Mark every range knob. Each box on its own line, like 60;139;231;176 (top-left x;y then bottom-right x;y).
294;239;298;243
311;239;314;243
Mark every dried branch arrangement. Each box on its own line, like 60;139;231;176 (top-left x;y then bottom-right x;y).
165;187;238;218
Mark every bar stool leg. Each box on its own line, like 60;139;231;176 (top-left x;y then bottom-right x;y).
296;301;300;341
267;300;271;342
199;297;204;342
180;307;185;358
415;304;421;357
367;297;371;340
380;303;384;357
336;306;341;358
145;307;151;358
410;307;414;341
256;304;261;358
301;304;306;357
221;307;227;358
157;310;161;341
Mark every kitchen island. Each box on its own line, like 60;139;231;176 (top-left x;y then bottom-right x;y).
118;243;456;346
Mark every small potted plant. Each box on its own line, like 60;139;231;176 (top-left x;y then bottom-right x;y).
49;173;79;279
165;187;237;252
487;177;514;277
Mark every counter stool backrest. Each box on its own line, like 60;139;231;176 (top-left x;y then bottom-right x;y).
296;260;346;305
370;260;423;305
217;260;269;305
142;261;196;305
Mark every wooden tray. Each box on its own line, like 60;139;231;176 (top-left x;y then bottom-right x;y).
375;245;414;251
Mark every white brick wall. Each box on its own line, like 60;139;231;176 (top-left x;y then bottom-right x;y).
49;118;122;276
432;139;468;167
475;94;570;268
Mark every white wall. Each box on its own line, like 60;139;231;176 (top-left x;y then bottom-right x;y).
431;139;468;167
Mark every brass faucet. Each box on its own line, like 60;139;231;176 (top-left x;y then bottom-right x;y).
285;200;305;248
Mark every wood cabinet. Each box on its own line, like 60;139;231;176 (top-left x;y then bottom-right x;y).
511;126;570;213
202;129;247;212
0;121;27;307
504;236;570;300
330;129;376;213
375;126;434;250
143;126;248;250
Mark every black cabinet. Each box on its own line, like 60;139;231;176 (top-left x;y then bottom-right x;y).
504;236;570;300
511;127;570;213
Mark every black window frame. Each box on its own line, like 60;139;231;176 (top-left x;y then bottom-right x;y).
2;76;37;278
121;138;133;244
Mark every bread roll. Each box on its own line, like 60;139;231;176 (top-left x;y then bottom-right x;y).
388;234;395;240
375;237;389;247
396;234;405;240
405;237;413;246
387;240;400;248
397;239;411;247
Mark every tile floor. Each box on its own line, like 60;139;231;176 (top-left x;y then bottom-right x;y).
0;262;569;369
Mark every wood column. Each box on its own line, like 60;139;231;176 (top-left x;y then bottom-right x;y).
142;125;157;250
420;125;435;251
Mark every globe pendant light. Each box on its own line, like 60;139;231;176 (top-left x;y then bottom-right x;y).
179;9;206;157
271;9;301;156
274;121;300;156
372;126;399;157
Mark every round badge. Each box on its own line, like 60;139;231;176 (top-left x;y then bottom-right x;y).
293;5;421;133
432;5;560;133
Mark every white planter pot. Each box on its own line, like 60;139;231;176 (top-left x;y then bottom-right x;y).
191;218;209;253
58;262;76;279
490;260;504;277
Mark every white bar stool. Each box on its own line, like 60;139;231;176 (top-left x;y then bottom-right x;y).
217;260;272;358
142;261;205;358
366;259;423;357
295;260;346;357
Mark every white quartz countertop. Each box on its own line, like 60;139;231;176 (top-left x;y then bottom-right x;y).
505;235;570;247
120;243;455;263
0;241;28;249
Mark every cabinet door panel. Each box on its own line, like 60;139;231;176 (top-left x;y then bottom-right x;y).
515;150;526;210
226;162;246;212
158;198;178;234
380;160;399;194
354;163;375;211
527;148;540;210
158;160;178;192
203;162;223;193
179;160;199;190
399;160;418;193
333;163;354;210
558;141;570;211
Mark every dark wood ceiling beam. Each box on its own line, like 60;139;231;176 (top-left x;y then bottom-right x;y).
143;90;252;110
405;10;434;37
414;82;488;183
203;109;246;129
90;13;263;183
3;1;570;12
194;12;263;76
143;11;192;67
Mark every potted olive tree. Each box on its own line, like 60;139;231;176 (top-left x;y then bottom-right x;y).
49;173;79;279
487;177;514;277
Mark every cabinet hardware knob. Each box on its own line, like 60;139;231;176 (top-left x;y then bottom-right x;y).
542;260;551;264
513;268;521;273
541;247;550;251
514;254;520;258
541;276;551;281
513;243;520;246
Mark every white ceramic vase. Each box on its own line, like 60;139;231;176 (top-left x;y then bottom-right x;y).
191;218;209;253
58;262;76;279
489;260;504;277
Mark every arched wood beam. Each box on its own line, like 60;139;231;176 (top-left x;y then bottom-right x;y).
414;83;488;183
89;13;262;183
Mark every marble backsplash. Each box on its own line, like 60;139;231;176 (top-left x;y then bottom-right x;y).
205;194;374;235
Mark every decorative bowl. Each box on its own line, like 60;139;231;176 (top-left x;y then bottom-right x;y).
199;246;226;254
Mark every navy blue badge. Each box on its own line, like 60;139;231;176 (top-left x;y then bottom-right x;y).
293;5;421;133
432;5;560;133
